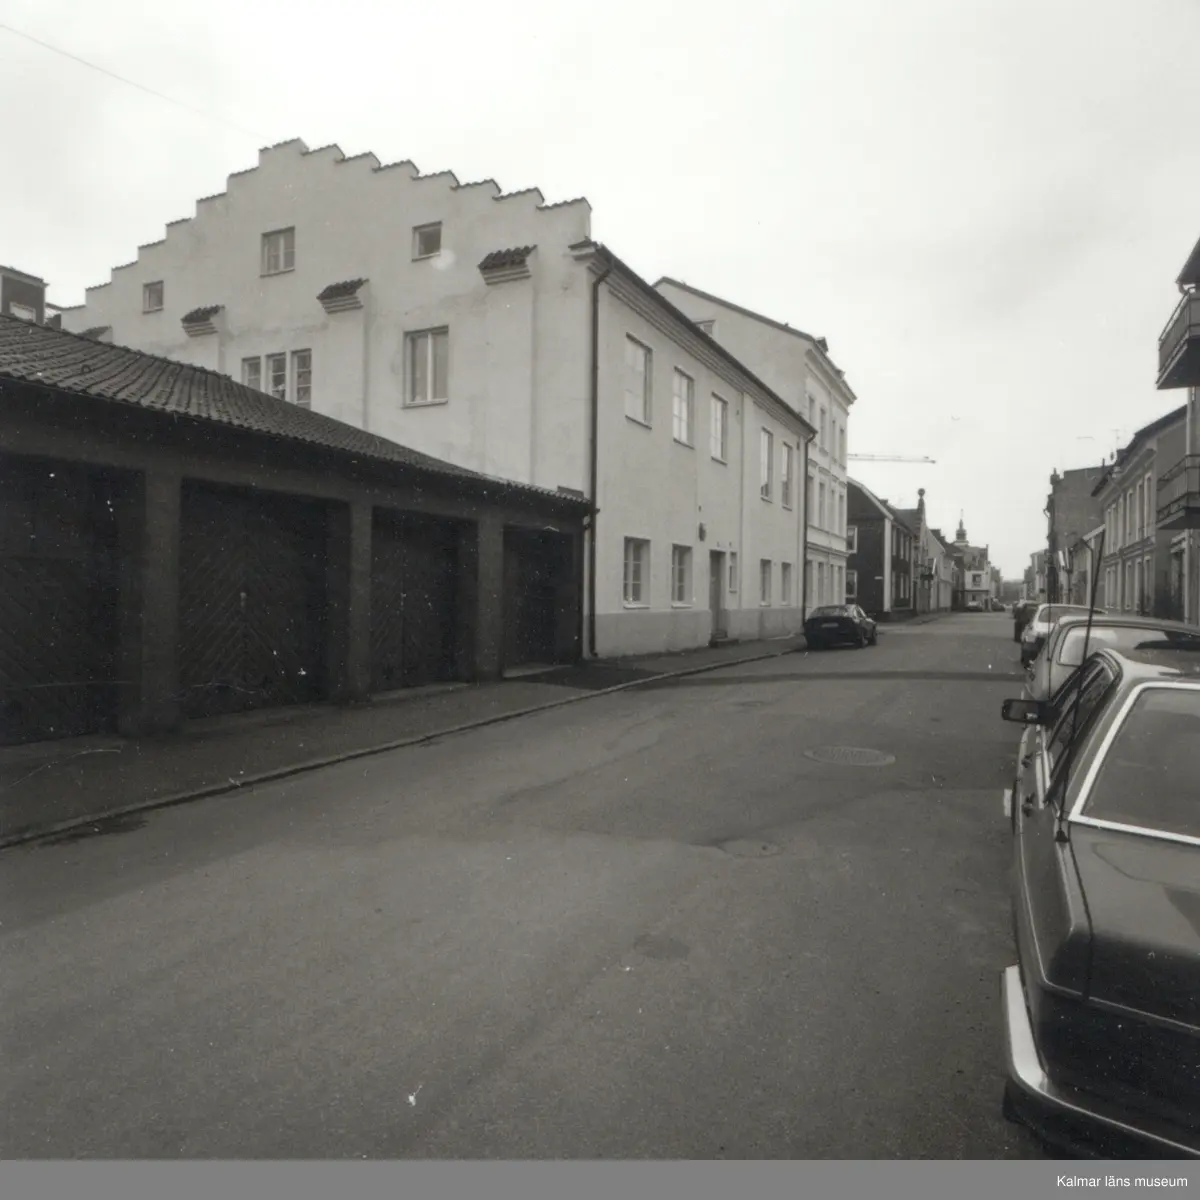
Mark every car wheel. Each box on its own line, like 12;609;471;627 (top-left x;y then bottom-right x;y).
870;630;878;645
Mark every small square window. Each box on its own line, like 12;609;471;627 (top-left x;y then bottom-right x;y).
241;357;262;391
413;223;442;259
143;281;164;312
262;228;296;275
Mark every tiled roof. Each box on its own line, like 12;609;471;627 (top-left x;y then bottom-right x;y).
316;278;367;302
182;305;223;323
479;246;535;271
80;326;111;339
0;315;585;507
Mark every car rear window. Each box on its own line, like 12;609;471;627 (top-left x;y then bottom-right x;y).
1080;687;1200;840
810;606;850;617
1035;605;1097;624
1058;626;1200;666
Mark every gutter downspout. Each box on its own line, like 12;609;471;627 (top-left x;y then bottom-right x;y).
800;432;814;618
586;260;612;658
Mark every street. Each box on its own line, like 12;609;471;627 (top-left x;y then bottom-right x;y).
0;613;1047;1159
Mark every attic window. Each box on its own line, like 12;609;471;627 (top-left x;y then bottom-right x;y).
8;302;36;322
262;227;296;275
695;319;715;336
143;281;164;312
413;223;442;259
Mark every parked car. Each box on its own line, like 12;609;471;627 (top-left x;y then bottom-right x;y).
1019;602;1105;667
1013;600;1038;643
965;599;983;612
990;598;1005;612
803;604;877;649
999;646;1200;1158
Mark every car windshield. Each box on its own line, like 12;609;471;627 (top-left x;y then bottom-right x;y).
810;606;851;618
1080;686;1200;840
1058;625;1200;667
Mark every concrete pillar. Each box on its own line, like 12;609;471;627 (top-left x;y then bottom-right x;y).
326;501;372;703
116;469;181;735
472;512;506;681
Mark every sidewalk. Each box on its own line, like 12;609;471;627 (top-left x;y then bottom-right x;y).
0;634;805;848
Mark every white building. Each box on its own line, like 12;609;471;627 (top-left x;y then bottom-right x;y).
653;279;855;611
58;138;814;658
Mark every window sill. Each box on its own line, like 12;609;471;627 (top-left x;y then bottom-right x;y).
712;454;727;465
671;602;693;609
623;601;650;610
626;415;652;430
413;251;442;262
403;397;450;408
673;438;694;449
260;267;296;278
143;307;163;315
761;495;773;503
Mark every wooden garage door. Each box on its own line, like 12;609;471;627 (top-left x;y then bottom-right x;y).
371;512;460;691
179;482;327;719
0;456;119;745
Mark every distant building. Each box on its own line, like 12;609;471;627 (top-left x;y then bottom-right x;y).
1045;465;1106;604
846;479;915;620
1153;232;1200;625
950;516;990;609
926;526;955;611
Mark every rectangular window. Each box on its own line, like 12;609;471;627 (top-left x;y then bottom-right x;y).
261;227;295;275
760;559;772;606
847;524;857;553
412;222;442;259
624;337;652;424
142;281;164;312
818;561;826;605
671;545;692;604
623;538;649;605
711;394;728;461
672;370;694;446
292;349;312;409
8;301;36;321
760;430;774;500
781;444;794;508
837;492;845;536
806;473;814;522
407;328;449;405
241;357;262;391
1136;481;1145;540
781;562;793;606
728;551;738;593
846;568;857;599
818;482;826;530
266;353;287;400
1145;473;1154;537
819;407;827;450
807;395;816;425
839;425;846;464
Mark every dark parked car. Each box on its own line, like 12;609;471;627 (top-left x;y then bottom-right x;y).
999;646;1200;1158
803;604;877;649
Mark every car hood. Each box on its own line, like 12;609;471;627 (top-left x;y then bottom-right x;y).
1071;825;1200;1028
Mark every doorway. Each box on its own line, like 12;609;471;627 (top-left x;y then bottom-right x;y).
709;550;727;643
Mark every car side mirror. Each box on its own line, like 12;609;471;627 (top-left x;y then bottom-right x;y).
1001;698;1046;725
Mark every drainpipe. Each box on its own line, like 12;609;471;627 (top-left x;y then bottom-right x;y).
800;432;814;618
586;259;613;658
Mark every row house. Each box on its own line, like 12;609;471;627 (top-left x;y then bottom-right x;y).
1153;233;1200;625
56;139;815;658
1045;466;1105;604
1093;405;1187;619
652;278;855;610
1066;524;1106;607
845;479;915;620
926;526;956;611
949;517;991;608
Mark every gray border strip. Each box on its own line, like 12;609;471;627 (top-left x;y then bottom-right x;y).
1;641;800;851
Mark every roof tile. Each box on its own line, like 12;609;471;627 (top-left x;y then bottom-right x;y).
479;246;535;271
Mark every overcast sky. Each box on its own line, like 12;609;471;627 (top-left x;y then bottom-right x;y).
4;0;1198;576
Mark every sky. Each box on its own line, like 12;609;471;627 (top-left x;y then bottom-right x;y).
3;0;1198;578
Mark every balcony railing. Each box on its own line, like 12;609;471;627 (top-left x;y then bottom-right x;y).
1158;289;1200;389
1157;453;1200;530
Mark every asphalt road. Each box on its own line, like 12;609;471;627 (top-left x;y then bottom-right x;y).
1;612;1049;1159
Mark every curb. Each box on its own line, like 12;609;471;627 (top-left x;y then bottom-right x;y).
1;639;803;851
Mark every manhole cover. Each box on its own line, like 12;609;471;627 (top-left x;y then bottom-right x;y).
715;839;781;858
804;746;896;767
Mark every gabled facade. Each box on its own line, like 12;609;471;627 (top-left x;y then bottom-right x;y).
1092;405;1187;620
846;479;915;620
926;526;955;611
56;140;814;657
950;516;990;609
651;277;854;612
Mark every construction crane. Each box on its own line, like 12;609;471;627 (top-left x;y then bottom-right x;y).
847;454;936;464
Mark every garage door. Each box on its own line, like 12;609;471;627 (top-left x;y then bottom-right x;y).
0;455;119;745
371;512;460;691
179;482;327;719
